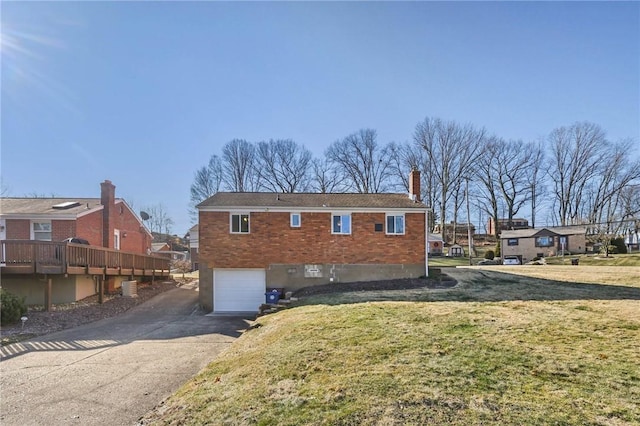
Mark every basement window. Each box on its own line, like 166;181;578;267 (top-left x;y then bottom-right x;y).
230;213;250;234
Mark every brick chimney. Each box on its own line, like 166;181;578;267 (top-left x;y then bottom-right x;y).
101;180;116;248
409;168;421;202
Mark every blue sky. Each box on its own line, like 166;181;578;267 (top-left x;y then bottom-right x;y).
1;1;638;235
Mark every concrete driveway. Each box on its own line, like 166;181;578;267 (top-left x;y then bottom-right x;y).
0;284;253;426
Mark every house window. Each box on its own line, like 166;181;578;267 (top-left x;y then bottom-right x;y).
32;221;52;241
535;236;554;247
332;214;351;234
507;238;519;246
231;214;250;233
386;214;405;235
290;213;301;228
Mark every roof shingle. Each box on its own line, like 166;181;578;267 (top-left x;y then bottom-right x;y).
197;192;428;210
0;198;105;216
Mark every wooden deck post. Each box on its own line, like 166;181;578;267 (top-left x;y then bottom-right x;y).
44;276;52;312
98;276;104;304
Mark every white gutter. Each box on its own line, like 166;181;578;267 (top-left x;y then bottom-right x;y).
425;209;429;276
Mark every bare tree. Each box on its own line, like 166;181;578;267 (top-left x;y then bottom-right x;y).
547;122;607;226
387;142;440;220
527;141;546;228
473;136;503;238
222;139;257;192
143;203;174;236
325;129;391;193
620;184;640;220
583;139;640;226
310;157;346;193
414;117;486;242
189;155;223;221
387;142;419;192
1;181;10;197
255;139;312;192
494;139;541;227
582;140;640;255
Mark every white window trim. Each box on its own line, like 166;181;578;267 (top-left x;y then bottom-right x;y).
331;213;352;235
230;213;250;234
31;220;52;241
114;229;121;250
290;212;301;228
386;214;406;235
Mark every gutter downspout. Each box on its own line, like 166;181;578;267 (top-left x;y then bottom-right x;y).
425;208;429;276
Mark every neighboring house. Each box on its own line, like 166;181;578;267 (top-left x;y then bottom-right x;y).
151;242;171;252
500;226;587;264
432;221;476;243
0;180;164;304
151;242;188;261
625;229;639;253
487;218;529;235
0;180;152;253
188;224;199;271
197;170;429;313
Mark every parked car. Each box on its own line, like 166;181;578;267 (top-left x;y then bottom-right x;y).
62;237;90;245
503;256;521;265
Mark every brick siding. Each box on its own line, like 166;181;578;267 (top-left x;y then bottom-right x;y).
76;211;104;246
199;211;425;269
51;220;77;241
110;202;151;254
6;219;30;239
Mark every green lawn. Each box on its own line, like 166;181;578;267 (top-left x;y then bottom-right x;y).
140;269;640;425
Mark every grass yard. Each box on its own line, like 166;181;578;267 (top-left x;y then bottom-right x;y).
141;268;640;425
544;253;640;267
464;265;640;287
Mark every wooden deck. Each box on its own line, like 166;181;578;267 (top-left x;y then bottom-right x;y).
0;240;170;277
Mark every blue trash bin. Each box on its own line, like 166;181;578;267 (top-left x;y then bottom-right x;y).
265;289;281;304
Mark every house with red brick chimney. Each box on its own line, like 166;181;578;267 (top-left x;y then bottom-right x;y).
196;169;431;313
0;180;152;253
1;180;158;304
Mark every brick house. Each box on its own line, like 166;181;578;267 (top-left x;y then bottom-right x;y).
500;226;587;264
0;180;152;253
197;170;430;313
1;180;156;304
488;217;530;235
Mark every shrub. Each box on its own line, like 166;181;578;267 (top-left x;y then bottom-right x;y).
611;237;627;254
171;259;192;278
495;240;501;257
1;289;27;325
601;245;618;255
484;250;495;260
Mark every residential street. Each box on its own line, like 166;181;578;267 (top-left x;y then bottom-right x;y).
0;284;253;426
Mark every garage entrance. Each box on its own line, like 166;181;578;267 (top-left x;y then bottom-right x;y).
213;269;266;313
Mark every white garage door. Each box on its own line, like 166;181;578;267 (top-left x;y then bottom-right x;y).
214;269;266;313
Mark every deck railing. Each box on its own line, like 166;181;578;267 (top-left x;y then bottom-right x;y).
0;240;171;276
